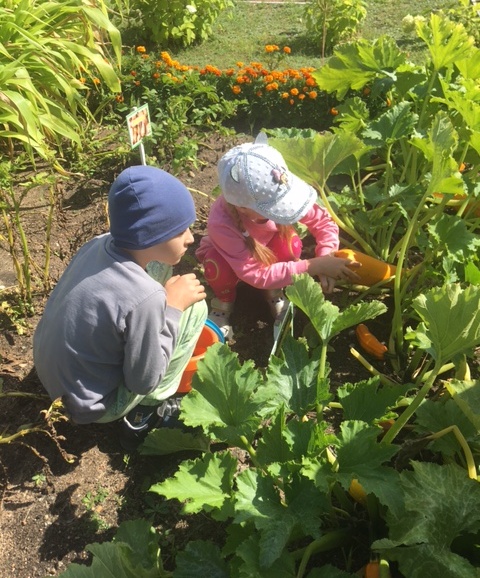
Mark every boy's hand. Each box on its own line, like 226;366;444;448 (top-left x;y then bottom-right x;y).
307;254;361;293
164;273;206;311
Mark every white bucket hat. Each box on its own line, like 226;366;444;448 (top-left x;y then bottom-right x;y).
218;140;317;225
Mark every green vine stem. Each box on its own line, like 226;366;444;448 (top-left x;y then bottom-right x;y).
389;189;431;365
425;425;478;480
382;358;443;444
238;434;263;470
317;185;372;254
349;347;399;387
295;529;351;578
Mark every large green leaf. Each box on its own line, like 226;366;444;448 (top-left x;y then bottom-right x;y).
455;48;480;80
445;379;480;430
234;470;328;568
254;406;296;464
140;426;211;456
427;213;480;263
180;344;264;443
406;284;480;364
303;421;402;510
234;534;297;577
174;541;229;578
312;36;405;99
150;452;237;516
362;101;418;146
265;336;327;415
337;377;413;423
58;519;162;577
435;82;480;132
416;14;475;72
285;274;387;344
374;462;480;578
285;275;337;342
332;421;401;509
270;131;364;188
410;112;464;196
414;398;478;457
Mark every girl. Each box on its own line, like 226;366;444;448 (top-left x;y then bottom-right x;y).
196;139;360;339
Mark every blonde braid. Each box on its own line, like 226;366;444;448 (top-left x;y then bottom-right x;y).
226;203;295;266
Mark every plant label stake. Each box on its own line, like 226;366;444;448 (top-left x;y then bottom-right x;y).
126;104;152;166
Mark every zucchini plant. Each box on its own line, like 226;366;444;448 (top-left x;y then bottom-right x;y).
57;274;480;578
267;12;480;372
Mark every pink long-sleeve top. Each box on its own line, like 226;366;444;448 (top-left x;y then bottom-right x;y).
196;195;340;290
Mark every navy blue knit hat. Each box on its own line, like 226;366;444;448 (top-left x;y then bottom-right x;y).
108;166;196;250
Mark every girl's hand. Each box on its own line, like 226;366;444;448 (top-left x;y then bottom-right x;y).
164;273;206;311
307;254;361;293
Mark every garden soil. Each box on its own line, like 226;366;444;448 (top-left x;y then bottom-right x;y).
0;130;378;577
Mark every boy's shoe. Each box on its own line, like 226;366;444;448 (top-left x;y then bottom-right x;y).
156;396;183;428
119;404;158;451
118;397;184;451
264;289;289;340
208;297;234;340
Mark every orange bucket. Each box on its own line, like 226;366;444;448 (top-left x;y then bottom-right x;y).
177;323;222;393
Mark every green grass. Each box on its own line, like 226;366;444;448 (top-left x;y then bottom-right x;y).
361;0;456;60
171;0;457;70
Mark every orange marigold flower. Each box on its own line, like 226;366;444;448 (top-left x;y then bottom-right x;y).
330;107;339;116
256;90;263;97
225;68;235;76
155;61;162;68
283;46;291;54
305;77;316;87
290;88;299;96
79;77;86;84
92;78;100;85
236;61;244;68
281;92;289;99
152;72;160;79
134;80;141;86
115;94;124;102
266;82;278;91
289;99;295;106
142;54;149;60
232;85;242;95
136;46;146;53
308;91;317;99
130;71;137;77
298;93;305;100
236;76;246;84
264;74;274;83
161;51;172;62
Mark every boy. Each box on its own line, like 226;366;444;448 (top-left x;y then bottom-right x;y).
33;165;207;450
